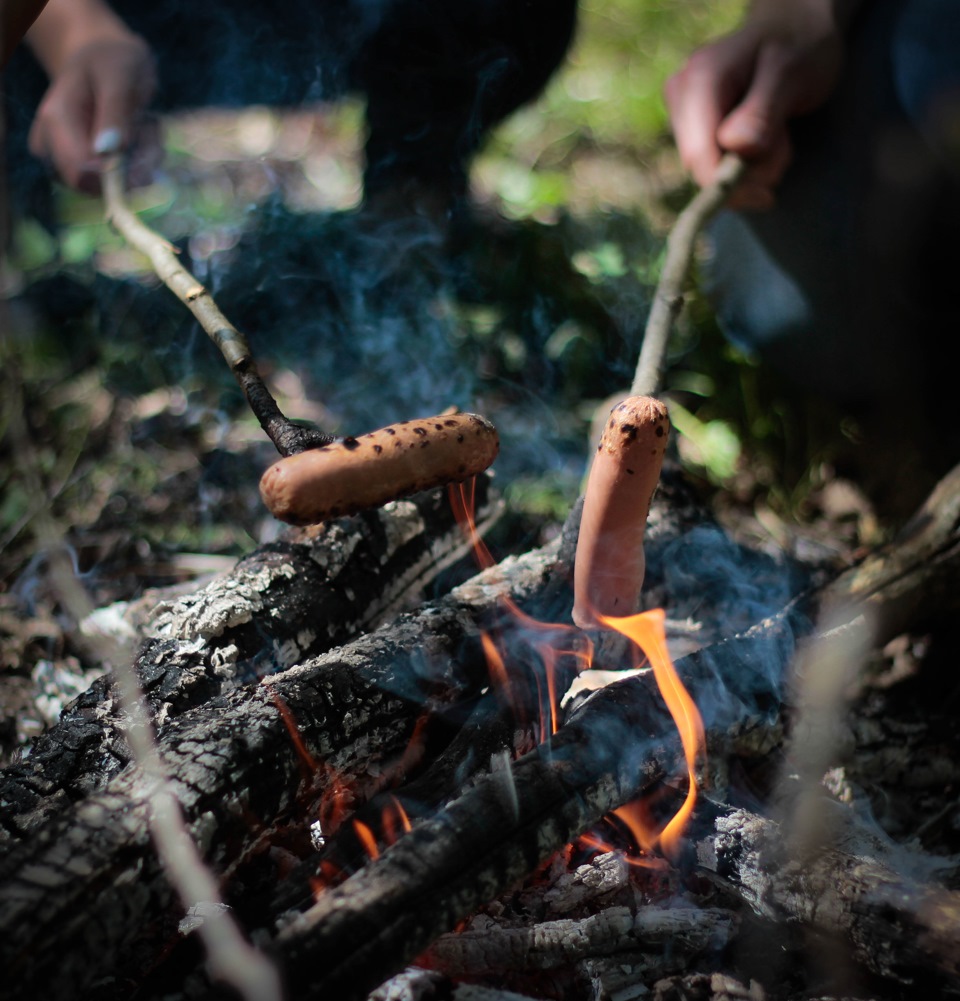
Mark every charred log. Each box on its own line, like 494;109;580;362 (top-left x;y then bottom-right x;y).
424;904;738;977
0;481;499;843
272;609;802;1001
694;798;960;993
0;535;557;1001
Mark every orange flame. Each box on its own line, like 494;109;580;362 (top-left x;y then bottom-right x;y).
452;482;705;862
448;479;495;571
381;795;413;844
352;818;380;860
600;608;705;859
267;687;319;778
451;481;591;742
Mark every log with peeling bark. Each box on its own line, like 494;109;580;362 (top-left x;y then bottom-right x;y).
694;798;960;992
424;904;738;976
824;460;960;645
0;481;499;843
0;535;558;1001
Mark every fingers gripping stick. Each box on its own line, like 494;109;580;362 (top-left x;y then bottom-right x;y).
260;412;500;525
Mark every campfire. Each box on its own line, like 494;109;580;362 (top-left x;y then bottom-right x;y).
3;437;960;1000
3;119;960;1001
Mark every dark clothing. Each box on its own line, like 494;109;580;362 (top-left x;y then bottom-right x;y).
4;0;578;213
704;0;960;406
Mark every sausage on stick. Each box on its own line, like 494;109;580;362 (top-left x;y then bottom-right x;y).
572;396;669;627
102;157;499;523
572;156;743;626
260;412;499;525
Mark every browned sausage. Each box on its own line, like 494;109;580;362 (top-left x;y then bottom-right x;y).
260;412;499;525
572;396;669;627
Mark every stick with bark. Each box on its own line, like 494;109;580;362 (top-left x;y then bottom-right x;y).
101;156;333;457
631;152;745;399
102;160;501;524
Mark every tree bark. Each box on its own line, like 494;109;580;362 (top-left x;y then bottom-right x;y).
694;799;960;992
0;530;555;1001
0;481;499;843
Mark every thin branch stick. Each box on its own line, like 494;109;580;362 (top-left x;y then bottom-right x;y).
109;635;285;1001
0;324;283;1000
101;156;333;456
631;153;746;398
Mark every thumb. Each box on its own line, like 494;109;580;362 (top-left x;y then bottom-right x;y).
716;49;794;157
90;80;135;156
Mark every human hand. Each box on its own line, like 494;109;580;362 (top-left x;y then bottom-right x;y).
664;4;849;210
28;33;159;194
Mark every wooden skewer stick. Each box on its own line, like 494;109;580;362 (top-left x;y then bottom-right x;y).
101;156;335;456
573;155;747;622
631;152;746;399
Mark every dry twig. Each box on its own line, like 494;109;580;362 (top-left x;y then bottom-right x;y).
101;156;332;456
632;153;746;398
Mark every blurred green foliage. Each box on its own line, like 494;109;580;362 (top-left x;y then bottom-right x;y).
480;0;744;182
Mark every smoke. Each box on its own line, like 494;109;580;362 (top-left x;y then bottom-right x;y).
647;522;810;728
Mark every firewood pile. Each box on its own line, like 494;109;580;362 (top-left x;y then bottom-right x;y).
2;458;960;1001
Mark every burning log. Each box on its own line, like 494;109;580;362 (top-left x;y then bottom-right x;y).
271;610;801;1001
5;456;960;1000
270;453;960;1000
0;482;499;844
0;526;561;1001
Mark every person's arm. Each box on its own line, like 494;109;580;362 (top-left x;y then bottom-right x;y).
24;0;157;192
665;0;866;209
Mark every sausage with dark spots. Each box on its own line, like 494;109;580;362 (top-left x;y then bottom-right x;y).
572;396;670;627
260;412;499;525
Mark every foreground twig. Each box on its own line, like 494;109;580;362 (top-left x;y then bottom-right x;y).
101;157;333;456
632;153;746;398
0;318;283;999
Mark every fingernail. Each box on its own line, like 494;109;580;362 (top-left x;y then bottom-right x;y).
93;128;122;155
